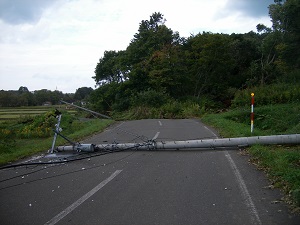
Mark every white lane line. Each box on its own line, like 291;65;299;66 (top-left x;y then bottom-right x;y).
224;152;262;225
158;121;162;126
45;170;122;225
203;125;218;138
203;123;261;224
152;132;160;140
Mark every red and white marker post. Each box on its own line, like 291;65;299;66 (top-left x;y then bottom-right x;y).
251;93;255;134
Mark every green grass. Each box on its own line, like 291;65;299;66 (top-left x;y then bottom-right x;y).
232;82;300;107
0;106;115;165
249;145;300;207
0;119;114;165
202;103;300;209
202;103;300;136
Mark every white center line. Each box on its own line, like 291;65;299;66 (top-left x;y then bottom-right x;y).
152;132;160;140
44;170;122;225
158;121;162;126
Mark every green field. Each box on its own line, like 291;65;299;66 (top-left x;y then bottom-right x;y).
0;106;114;165
0;106;77;121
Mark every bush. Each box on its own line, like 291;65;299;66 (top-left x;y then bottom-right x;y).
0;110;79;139
160;101;182;118
232;83;300;107
223;103;300;135
131;89;171;108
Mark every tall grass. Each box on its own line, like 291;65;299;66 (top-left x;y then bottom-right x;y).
232;83;300;107
112;101;207;120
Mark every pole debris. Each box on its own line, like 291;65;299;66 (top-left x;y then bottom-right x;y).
56;134;300;152
60;100;111;119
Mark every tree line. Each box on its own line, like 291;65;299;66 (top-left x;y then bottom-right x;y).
0;86;93;107
90;0;299;113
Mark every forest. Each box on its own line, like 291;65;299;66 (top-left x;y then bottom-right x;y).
90;0;299;117
0;87;93;107
1;0;299;115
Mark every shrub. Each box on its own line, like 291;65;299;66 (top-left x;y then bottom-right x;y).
232;83;300;107
0;110;77;139
131;89;171;108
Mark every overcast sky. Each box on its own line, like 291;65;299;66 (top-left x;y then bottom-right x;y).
0;0;274;93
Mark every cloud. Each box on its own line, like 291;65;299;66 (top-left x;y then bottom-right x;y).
0;0;59;25
223;0;274;18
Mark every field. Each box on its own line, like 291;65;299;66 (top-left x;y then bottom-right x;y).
0;105;114;165
0;105;77;122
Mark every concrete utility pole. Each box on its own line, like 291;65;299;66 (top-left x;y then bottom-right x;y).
50;114;62;154
55;134;300;152
60;100;111;119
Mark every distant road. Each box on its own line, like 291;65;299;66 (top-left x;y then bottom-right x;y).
0;119;299;225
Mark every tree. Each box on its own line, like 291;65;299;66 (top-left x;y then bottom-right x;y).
229;32;261;88
74;87;93;100
268;0;300;69
89;82;125;112
145;44;187;97
125;12;184;92
33;89;63;105
94;50;128;85
183;32;235;100
127;12;168;64
18;86;29;93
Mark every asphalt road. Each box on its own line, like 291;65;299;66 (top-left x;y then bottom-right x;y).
0;119;299;225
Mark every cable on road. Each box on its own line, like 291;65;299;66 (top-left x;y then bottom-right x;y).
0;119;220;189
0;121;155;171
0;146;139;190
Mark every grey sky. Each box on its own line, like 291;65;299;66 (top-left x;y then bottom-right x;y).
224;0;274;17
0;0;59;25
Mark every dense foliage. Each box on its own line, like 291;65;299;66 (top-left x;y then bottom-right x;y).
0;86;93;107
91;1;299;115
0;110;74;140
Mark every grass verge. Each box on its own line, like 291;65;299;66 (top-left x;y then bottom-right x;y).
201;103;300;210
0;119;114;165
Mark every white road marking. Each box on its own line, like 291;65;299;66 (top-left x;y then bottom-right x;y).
44;170;122;225
152;132;160;140
202;124;261;224
224;152;262;225
204;125;218;138
158;121;162;126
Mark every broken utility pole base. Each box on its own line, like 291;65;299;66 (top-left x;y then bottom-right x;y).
55;134;300;153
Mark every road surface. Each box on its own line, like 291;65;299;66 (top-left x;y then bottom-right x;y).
0;119;299;225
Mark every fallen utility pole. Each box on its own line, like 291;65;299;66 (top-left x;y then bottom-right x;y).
60;100;111;119
50;114;62;153
56;134;300;152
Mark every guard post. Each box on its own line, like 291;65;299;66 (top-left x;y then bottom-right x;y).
251;93;254;134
